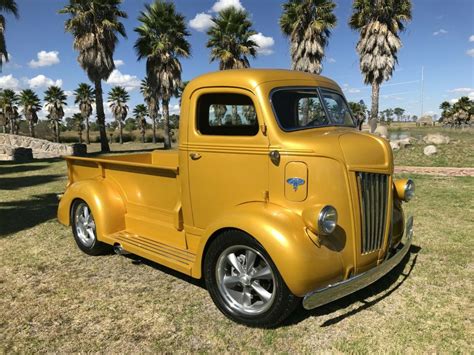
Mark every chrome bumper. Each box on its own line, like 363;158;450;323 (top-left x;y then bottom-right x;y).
303;215;414;310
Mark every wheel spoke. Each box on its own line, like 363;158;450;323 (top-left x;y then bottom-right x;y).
242;289;252;307
86;228;95;240
223;275;241;287
245;250;257;273
251;282;272;303
227;288;244;304
252;266;272;280
83;206;89;220
226;253;244;275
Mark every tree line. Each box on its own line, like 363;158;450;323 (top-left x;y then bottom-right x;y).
1;0;412;151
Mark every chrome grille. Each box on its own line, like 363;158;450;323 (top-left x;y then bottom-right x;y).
357;172;389;254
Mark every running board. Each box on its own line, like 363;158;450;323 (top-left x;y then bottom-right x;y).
109;231;196;275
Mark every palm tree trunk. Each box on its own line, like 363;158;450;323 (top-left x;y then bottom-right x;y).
9;117;14;134
141;125;145;143
55;121;60;143
94;79;110;152
85;116;90;144
162;99;171;149
29;119;35;138
231;105;238;125
152;117;157;144
119;121;123;144
78;130;83;143
370;81;380;133
303;99;310;125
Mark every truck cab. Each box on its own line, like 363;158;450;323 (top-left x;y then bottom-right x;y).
58;69;414;327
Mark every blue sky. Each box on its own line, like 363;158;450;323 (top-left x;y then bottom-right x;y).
1;0;473;121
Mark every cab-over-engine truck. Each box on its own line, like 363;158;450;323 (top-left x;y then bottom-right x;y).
58;69;414;327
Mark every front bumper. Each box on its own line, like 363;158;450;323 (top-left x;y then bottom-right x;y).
303;215;414;310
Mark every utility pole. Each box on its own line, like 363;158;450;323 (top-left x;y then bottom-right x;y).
420;66;424;117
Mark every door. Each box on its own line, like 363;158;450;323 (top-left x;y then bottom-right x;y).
187;88;269;230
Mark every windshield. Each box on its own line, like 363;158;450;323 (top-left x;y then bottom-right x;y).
271;88;355;131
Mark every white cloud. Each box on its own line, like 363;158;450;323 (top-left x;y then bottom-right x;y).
342;83;361;94
211;0;244;12
64;90;74;97
106;69;141;91
469;92;474;100
28;75;62;89
0;74;21;90
249;33;274;55
327;57;336;63
449;98;459;104
466;48;474;57
3;53;22;69
448;87;472;93
432;29;448;36
189;13;213;32
114;59;125;67
28;50;60;68
169;103;181;115
469;35;474;42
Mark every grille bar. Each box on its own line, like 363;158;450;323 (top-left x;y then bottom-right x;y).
357;172;389;254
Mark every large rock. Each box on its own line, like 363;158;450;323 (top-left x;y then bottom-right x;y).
423;145;437;156
0;134;87;160
389;141;400;151
0;145;33;161
423;133;450;145
374;125;389;138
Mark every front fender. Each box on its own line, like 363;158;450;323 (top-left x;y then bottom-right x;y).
192;202;344;297
57;178;126;241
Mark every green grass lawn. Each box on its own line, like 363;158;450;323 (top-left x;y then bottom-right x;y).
1;155;473;352
389;126;474;167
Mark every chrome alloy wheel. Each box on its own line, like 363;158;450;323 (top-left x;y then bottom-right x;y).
74;203;96;248
216;245;276;315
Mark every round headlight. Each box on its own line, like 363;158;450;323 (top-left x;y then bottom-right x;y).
404;179;415;202
318;205;338;235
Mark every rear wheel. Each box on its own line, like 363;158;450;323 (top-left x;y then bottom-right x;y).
204;230;299;327
71;200;110;255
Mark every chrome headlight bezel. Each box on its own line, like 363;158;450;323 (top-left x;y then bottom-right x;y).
318;205;338;235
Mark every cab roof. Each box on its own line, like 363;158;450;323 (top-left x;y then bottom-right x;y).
185;69;341;95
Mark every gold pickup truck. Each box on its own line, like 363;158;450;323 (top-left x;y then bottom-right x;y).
58;69;414;327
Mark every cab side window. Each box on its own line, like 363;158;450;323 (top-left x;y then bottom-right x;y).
197;93;259;136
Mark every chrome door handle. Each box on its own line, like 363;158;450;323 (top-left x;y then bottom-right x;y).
189;152;201;160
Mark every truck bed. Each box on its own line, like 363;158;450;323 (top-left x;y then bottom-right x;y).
64;150;187;258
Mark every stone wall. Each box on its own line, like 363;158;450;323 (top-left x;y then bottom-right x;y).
0;134;86;160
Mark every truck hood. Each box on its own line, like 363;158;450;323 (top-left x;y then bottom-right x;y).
273;127;393;173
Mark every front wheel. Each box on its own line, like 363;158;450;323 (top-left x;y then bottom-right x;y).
204;230;299;327
71;200;110;255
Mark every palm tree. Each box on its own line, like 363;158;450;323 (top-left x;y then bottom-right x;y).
133;104;148;143
0;0;18;71
72;112;84;143
140;77;159;144
207;7;257;70
0;88;18;133
349;0;412;132
44;85;67;143
60;0;127;152
280;0;337;74
73;83;95;144
107;86;129;144
19;89;41;137
134;0;190;149
348;100;367;129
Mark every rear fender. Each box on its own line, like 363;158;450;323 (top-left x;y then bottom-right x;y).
57;178;126;240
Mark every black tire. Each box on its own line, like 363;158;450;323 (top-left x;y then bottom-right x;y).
71;200;110;256
204;230;300;327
